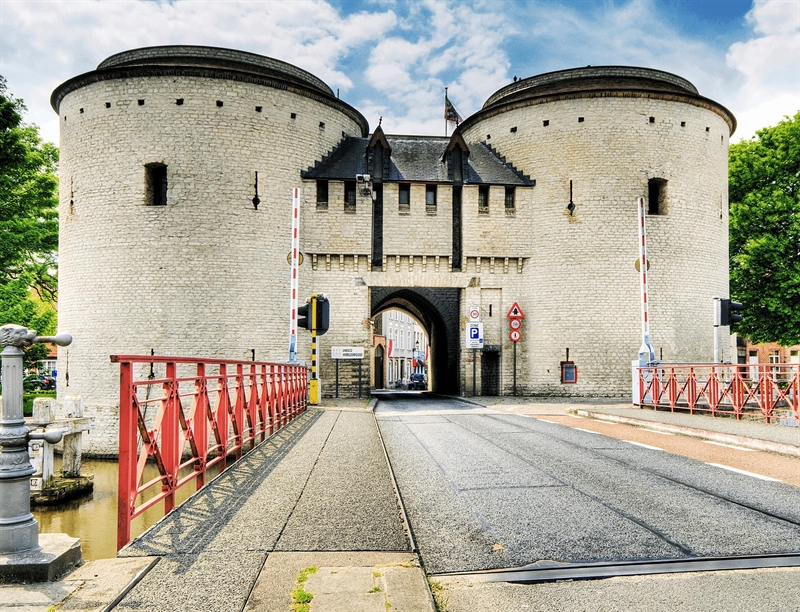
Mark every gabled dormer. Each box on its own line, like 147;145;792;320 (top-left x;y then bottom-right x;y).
366;125;392;183
442;133;470;185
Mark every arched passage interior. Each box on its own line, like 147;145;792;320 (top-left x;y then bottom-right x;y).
371;287;460;395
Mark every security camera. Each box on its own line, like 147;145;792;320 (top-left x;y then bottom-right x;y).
356;174;371;183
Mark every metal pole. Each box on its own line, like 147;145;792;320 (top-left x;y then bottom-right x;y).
288;188;301;362
472;348;476;396
335;359;339;398
513;343;518;396
309;295;319;405
637;197;655;365
0;326;71;554
358;361;362;399
713;296;720;363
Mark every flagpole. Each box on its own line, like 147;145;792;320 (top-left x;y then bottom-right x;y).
444;87;448;137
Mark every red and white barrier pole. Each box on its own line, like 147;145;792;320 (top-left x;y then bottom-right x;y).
289;188;301;362
638;196;655;365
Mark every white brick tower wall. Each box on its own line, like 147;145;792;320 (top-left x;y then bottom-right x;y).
52;47;367;454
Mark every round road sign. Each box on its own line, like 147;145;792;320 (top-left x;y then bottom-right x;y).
510;330;522;342
469;307;480;321
510;319;522;330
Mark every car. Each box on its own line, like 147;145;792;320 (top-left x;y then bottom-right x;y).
39;376;56;391
409;373;427;390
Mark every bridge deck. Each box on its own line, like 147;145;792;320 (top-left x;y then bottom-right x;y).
113;408;413;612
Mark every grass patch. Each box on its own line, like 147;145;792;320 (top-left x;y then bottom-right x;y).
291;566;318;612
23;391;56;416
428;578;449;612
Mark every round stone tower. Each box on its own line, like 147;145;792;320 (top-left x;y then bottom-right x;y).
51;46;367;454
459;66;735;394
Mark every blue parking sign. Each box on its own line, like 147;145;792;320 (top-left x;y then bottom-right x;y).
470;327;480;339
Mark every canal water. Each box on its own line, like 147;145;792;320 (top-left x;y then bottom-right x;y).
33;458;199;560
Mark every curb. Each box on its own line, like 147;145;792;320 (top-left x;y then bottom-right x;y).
571;409;800;458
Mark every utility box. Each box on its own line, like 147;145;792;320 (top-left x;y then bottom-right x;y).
560;361;577;384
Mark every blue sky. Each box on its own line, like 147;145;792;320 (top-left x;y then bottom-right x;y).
1;0;798;145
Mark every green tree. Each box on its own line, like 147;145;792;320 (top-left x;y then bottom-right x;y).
729;111;800;346
0;76;59;368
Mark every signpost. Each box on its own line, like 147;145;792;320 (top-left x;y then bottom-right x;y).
465;322;483;396
507;302;524;396
331;346;365;398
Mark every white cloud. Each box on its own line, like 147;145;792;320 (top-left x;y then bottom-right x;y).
0;0;397;143
726;0;800;140
363;0;511;134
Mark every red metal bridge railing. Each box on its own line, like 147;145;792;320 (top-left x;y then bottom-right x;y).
111;355;308;551
637;363;800;424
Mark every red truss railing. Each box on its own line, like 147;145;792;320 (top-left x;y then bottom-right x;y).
637;363;800;424
111;355;309;551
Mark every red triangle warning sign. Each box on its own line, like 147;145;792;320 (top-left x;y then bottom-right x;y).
506;302;524;319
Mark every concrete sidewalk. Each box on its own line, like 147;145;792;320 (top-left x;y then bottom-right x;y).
4;395;798;611
1;402;435;612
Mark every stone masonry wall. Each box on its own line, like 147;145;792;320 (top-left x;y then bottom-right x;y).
57;74;363;454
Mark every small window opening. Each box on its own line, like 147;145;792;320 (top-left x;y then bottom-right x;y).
105;102;111;109
316;180;329;210
138;99;145;106
705;126;710;132
344;181;356;213
486;134;491;140
145;163;168;206
510;126;517;133
426;184;437;214
505;186;516;212
255;106;262;112
398;183;410;213
478;185;489;214
647;178;667;215
216;100;224;107
578;117;584;123
79;108;84;114
319;121;325;129
680;121;686;127
291;112;297;119
649;116;655;123
543;120;549;127
176;98;184;105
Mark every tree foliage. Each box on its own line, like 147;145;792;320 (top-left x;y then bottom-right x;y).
0;76;59;367
729;111;800;346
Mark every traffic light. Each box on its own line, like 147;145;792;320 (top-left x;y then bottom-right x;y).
720;298;744;326
297;302;311;331
315;296;330;336
297;295;330;334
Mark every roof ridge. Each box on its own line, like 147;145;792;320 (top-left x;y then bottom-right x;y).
481;141;532;184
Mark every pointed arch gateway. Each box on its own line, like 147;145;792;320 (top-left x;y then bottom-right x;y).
371;287;460;395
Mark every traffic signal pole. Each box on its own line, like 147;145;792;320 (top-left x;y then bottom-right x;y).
309;294;319;405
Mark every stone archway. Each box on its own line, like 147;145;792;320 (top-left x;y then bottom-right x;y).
371;287;460;395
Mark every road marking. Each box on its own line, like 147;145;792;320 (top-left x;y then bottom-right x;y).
641;428;675;436
623;440;663;451
574;427;601;435
704;441;755;452
707;463;780;482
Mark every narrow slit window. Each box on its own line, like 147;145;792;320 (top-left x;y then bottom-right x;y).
478;185;489;214
398;183;410;213
145;163;168;206
316;180;329;210
425;184;437;214
504;186;516;212
344;180;356;213
648;178;667;215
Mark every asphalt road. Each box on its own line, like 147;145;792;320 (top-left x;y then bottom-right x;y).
375;394;800;576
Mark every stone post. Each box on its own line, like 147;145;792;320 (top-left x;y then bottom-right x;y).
0;325;71;554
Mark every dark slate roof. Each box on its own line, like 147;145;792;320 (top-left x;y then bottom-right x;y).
302;135;532;185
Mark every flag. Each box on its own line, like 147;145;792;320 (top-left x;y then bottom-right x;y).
444;95;462;124
388;339;393;357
